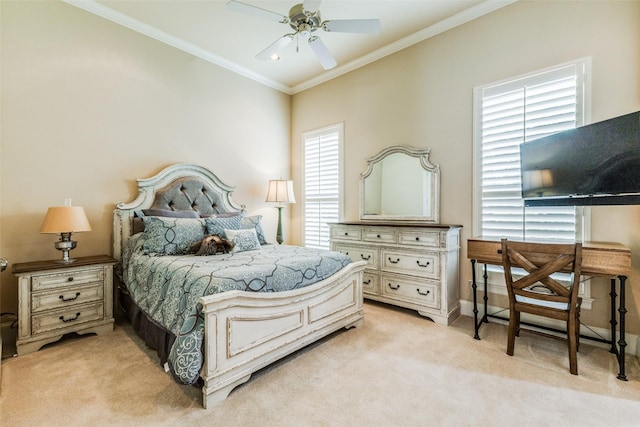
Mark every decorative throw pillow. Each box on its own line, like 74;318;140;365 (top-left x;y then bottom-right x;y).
225;228;261;252
191;235;235;256
204;215;244;238
241;215;268;245
142;216;205;255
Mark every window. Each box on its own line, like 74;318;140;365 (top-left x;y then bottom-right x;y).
302;123;344;250
473;59;592;304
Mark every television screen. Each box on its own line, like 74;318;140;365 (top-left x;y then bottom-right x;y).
520;111;640;206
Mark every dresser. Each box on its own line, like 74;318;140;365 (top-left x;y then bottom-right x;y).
330;222;461;325
12;255;116;355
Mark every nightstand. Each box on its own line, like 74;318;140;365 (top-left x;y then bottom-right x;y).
12;255;116;355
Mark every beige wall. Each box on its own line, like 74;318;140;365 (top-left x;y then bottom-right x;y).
291;0;640;331
0;1;291;314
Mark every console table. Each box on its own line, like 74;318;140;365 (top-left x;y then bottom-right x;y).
467;238;631;380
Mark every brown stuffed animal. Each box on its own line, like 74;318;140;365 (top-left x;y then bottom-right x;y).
192;235;235;256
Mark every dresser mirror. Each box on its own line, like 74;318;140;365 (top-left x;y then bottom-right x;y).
360;145;440;222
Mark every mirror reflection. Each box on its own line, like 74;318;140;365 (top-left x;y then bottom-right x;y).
360;146;439;222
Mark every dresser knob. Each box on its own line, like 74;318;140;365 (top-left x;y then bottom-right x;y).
415;237;420;241
377;234;381;238
67;277;74;282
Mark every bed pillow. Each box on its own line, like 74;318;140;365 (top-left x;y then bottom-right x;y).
225;228;262;252
142;216;205;255
204;215;244;238
142;209;200;218
241;215;268;245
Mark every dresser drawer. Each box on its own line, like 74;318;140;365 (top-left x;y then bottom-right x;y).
32;268;104;291
31;283;104;313
334;244;378;269
381;249;439;279
363;228;396;244
31;302;104;335
398;230;441;248
381;274;440;309
331;226;362;241
362;272;378;295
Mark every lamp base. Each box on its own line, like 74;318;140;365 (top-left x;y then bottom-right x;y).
276;206;283;245
54;233;77;263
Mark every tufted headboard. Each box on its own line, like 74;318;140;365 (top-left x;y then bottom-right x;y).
113;163;244;260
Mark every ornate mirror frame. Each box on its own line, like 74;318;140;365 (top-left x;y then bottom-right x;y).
360;145;440;223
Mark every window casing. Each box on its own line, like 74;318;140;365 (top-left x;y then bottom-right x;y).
473;59;592;306
302;123;344;250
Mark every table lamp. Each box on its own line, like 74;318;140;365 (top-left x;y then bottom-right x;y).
265;179;296;244
40;200;92;263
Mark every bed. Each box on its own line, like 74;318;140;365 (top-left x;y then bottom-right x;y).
113;163;366;408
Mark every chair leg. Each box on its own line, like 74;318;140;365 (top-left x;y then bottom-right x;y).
567;318;578;375
507;310;517;356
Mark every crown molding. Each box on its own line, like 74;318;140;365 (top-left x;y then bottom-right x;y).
62;0;293;94
63;0;517;95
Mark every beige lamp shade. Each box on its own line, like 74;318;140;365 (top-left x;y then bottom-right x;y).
40;206;92;234
265;180;296;204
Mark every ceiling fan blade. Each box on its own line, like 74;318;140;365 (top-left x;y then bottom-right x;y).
303;0;322;14
308;36;337;70
256;34;294;61
226;1;289;24
323;19;381;34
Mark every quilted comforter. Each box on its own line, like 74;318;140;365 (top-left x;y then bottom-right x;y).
121;233;351;384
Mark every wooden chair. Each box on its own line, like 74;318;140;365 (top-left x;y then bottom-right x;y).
500;239;583;375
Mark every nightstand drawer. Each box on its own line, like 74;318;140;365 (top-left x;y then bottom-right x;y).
32;268;104;291
31;283;104;313
32;302;104;335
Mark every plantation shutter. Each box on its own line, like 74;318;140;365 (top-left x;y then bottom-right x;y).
479;63;586;242
303;124;343;249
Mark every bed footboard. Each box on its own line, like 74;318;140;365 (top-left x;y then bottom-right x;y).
199;260;366;408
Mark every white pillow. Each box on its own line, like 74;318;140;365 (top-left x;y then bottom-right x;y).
225;228;262;252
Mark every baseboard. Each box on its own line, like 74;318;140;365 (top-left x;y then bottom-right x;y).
459;300;639;356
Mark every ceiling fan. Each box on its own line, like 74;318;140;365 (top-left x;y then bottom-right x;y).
226;0;381;70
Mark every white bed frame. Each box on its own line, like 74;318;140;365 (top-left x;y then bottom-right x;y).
113;163;366;408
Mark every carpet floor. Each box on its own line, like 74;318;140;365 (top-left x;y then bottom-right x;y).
1;301;639;426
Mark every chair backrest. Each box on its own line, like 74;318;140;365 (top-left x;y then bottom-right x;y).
501;239;583;309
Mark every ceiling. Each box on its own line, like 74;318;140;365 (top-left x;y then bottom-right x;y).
64;0;516;94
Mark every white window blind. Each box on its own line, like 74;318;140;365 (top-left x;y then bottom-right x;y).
477;61;588;243
303;124;343;250
473;59;593;306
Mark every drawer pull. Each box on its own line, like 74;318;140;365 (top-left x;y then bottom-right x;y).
388;257;400;264
361;254;371;261
67;277;74;282
60;312;81;323
417;289;431;296
377;234;381;238
415;237;420;241
388;283;400;290
344;232;349;236
363;279;372;285
59;292;81;302
416;260;430;268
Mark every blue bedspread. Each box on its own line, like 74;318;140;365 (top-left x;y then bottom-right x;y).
122;233;351;384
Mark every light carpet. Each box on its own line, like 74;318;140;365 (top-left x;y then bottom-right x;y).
1;301;639;427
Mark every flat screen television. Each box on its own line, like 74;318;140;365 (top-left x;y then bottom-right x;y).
520;111;640;206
